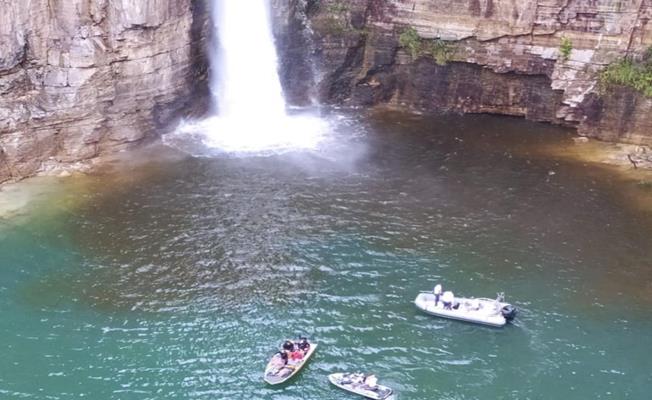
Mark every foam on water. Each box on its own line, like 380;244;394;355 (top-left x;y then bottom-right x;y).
174;113;328;155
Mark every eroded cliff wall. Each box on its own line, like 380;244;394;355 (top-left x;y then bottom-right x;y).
2;0;651;182
0;0;210;182
279;0;652;145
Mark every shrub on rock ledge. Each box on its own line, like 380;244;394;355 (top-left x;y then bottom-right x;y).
600;48;652;98
559;37;573;61
399;26;455;65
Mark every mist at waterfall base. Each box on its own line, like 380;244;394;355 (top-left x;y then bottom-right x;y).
166;0;328;155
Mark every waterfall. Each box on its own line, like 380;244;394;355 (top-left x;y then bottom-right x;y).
211;0;286;119
170;0;326;154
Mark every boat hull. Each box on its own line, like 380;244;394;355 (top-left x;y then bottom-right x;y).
414;292;512;327
328;373;394;400
264;343;317;385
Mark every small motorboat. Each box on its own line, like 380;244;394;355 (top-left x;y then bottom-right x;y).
264;338;317;385
328;372;394;400
414;288;517;327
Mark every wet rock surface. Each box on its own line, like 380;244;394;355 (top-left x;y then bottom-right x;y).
0;0;211;183
278;0;652;149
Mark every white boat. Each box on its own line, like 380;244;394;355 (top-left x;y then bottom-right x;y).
328;373;394;400
414;290;516;327
264;340;317;385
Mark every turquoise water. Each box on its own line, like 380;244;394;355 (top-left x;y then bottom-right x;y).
1;112;651;399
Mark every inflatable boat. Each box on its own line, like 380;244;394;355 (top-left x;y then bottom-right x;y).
414;290;516;327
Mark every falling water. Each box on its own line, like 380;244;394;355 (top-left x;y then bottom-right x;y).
170;0;326;154
211;0;286;119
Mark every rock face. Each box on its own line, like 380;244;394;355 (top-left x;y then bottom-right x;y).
278;0;652;145
3;0;652;182
0;0;210;182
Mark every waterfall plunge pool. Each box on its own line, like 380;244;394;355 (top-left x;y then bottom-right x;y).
1;110;651;399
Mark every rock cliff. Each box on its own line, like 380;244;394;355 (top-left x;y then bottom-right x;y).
278;0;652;146
2;0;652;182
0;0;210;182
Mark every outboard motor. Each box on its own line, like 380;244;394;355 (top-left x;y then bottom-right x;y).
501;304;517;321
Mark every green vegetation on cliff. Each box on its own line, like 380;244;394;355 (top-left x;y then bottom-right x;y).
398;27;421;59
600;48;652;97
318;1;370;36
559;37;573;61
399;26;455;65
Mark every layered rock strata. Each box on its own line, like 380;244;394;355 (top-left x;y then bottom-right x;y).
3;0;652;182
279;0;652;146
0;0;210;182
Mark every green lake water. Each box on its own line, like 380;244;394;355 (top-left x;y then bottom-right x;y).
1;111;651;399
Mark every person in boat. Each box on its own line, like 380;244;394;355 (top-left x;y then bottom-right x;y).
347;373;365;385
279;350;289;365
363;374;378;391
289;349;304;361
282;340;295;352
433;284;443;306
297;337;310;352
277;340;295;366
442;290;454;310
270;350;288;372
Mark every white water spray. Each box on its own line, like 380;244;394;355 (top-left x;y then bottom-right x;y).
173;0;326;154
